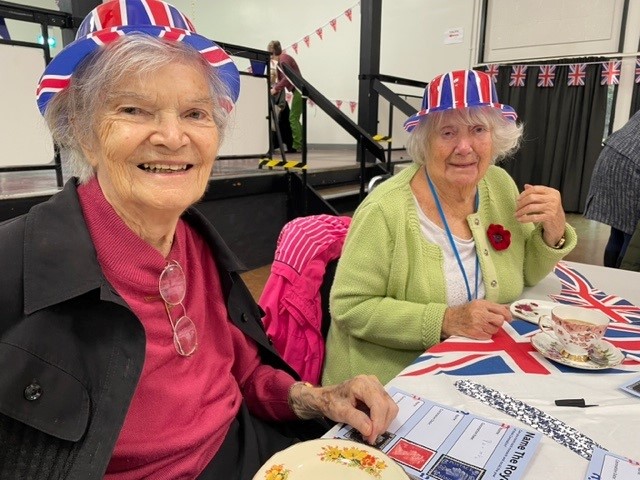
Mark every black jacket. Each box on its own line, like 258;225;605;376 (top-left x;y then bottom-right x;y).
0;180;300;479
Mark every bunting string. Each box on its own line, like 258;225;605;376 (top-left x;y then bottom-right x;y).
283;2;360;56
482;56;640;87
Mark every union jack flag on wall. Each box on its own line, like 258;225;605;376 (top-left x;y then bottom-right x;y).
509;65;528;87
636;58;640;84
601;60;621;86
567;64;586;86
537;65;556;87
485;64;499;83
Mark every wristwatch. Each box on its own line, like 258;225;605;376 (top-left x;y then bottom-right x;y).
553;235;566;249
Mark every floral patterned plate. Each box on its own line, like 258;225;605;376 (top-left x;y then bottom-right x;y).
531;332;624;370
253;438;409;480
510;299;559;324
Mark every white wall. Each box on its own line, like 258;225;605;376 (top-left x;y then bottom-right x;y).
484;0;626;62
170;0;482;146
482;0;639;129
171;0;363;145
614;0;640;130
2;0;639;164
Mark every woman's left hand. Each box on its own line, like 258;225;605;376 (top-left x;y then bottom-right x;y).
515;184;566;247
289;375;398;444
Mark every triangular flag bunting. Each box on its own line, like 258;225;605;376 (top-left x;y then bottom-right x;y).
303;35;311;48
349;101;357;113
335;100;343;109
308;99;315;108
316;27;323;40
292;42;299;54
330;18;338;31
286;92;293;103
636;58;640;84
345;8;353;21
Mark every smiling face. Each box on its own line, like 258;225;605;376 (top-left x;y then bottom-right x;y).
84;61;219;224
425;109;494;192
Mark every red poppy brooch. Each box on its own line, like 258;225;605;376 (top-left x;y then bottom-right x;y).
487;224;511;251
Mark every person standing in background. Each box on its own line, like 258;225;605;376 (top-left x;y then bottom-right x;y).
268;40;302;153
269;59;293;152
584;110;640;268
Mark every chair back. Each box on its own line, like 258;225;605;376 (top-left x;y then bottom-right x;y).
320;258;338;340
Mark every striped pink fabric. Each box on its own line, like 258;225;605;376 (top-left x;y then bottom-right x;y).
274;214;351;274
260;215;351;383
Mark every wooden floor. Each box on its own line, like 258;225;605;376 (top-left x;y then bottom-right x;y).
241;213;612;301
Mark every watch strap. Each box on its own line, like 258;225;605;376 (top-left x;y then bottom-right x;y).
553;235;566;249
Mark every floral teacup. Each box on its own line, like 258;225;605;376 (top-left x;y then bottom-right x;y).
538;305;609;362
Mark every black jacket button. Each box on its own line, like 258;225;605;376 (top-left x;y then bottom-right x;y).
267;335;274;345
24;383;42;401
241;313;248;322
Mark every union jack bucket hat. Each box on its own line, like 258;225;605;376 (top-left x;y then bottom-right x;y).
403;69;517;132
36;0;240;116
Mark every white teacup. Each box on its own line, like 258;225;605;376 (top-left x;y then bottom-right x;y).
538;305;609;362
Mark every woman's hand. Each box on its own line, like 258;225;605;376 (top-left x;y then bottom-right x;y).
442;300;511;340
288;375;398;444
515;184;566;247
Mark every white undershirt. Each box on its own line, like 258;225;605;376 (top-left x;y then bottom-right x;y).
413;195;486;306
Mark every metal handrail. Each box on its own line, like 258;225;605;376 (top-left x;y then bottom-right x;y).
281;63;387;199
372;79;418;118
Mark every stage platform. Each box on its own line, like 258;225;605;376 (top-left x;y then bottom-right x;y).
0;146;410;199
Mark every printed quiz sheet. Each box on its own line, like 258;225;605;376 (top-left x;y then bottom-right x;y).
334;387;541;479
586;447;640;480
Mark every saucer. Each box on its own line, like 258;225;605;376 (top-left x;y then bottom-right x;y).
531;332;624;370
253;438;409;480
510;299;558;324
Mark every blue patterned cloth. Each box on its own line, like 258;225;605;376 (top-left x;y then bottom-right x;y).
454;379;605;460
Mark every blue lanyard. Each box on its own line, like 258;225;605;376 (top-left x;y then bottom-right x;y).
425;169;479;302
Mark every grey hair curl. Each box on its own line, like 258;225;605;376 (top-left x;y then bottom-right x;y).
44;34;231;183
406;107;523;167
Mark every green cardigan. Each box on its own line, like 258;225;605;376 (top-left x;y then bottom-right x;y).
322;164;577;385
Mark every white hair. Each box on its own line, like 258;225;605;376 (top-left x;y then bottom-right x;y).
406;107;523;167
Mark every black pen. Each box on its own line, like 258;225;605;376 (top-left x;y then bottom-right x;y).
555;398;598;408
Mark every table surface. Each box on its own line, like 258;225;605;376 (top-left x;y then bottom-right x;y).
325;261;640;479
389;261;640;479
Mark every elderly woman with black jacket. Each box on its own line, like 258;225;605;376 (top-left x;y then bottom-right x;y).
0;2;397;479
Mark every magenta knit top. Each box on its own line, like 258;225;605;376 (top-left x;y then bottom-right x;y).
77;178;296;479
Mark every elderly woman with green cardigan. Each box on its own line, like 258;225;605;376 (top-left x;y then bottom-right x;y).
322;70;577;386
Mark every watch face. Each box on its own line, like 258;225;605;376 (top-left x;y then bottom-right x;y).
555;237;566;249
